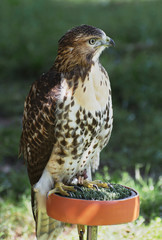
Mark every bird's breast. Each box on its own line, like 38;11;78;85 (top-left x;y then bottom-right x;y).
73;63;111;112
47;63;113;183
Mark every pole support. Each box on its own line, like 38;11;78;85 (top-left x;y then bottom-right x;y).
87;226;98;240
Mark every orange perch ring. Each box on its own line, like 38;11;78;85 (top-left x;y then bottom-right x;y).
46;186;140;226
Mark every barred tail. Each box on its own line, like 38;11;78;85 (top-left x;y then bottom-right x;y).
31;189;63;240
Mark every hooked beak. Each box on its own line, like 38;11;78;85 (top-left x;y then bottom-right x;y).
101;36;115;47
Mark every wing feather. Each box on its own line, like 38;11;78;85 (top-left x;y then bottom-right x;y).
20;69;61;185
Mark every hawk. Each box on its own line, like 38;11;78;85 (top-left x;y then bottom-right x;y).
20;25;115;239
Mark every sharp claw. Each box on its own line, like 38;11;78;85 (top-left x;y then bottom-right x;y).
93;184;99;191
74;185;84;193
68;192;73;197
108;183;115;190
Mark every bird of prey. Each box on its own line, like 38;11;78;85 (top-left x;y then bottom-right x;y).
20;25;115;240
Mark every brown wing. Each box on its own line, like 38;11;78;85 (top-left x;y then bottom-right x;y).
20;68;61;186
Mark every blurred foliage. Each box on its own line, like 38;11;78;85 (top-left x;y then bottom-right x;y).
0;0;162;239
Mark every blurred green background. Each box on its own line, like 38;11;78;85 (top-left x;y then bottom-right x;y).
0;0;161;239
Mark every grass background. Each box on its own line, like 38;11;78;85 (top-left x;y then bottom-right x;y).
0;0;161;239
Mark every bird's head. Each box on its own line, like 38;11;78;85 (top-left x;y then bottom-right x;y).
55;25;115;72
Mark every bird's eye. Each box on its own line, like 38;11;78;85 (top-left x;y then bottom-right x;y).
89;38;96;45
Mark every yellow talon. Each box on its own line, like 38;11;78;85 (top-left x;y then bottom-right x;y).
47;182;76;197
82;180;109;189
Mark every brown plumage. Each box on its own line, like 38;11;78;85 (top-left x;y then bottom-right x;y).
20;25;115;239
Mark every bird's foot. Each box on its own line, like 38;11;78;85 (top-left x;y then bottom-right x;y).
47;182;76;197
79;179;109;190
77;225;85;240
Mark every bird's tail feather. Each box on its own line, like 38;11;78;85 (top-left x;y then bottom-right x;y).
31;189;63;240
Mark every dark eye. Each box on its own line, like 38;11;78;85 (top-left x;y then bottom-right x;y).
89;38;96;45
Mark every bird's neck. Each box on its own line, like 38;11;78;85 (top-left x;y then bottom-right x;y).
53;61;95;83
53;47;95;75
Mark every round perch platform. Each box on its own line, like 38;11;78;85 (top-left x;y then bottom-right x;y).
46;186;140;239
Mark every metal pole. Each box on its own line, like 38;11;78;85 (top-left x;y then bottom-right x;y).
87;226;98;240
